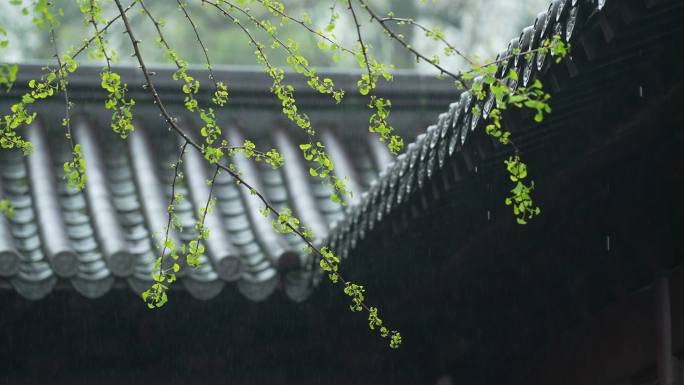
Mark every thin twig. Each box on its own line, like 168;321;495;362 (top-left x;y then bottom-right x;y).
357;0;466;88
88;0;112;71
378;16;474;65
328;0;339;28
156;155;219;283
60;0;135;73
358;0;556;87
138;0;184;71
347;0;371;83
49;28;74;151
197;164;220;239
158;140;188;265
198;1;281;90
202;0;318;79
253;0;356;56
176;0;218;88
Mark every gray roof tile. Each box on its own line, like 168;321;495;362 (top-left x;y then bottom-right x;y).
322;0;623;263
0;103;396;301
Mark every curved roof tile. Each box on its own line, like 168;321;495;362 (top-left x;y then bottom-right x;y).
0;104;410;301
323;0;660;264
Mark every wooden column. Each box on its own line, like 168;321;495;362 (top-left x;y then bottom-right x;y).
656;275;675;385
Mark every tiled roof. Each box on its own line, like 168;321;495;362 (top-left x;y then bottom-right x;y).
323;0;681;263
0;118;391;301
3;0;672;302
0;68;456;301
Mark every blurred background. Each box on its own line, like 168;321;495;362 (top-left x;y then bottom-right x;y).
1;0;548;74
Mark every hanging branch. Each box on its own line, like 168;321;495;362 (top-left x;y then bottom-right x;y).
156;140;188;271
327;0;340;30
146;160;220;307
113;0;401;348
64;0;135;71
49;28;74;150
137;0;275;162
176;0;218;89
346;0;402;154
203;0;352;205
87;0;112;71
45;3;88;192
202;0;344;102
347;0;371;81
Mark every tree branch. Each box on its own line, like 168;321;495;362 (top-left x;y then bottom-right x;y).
113;0;397;345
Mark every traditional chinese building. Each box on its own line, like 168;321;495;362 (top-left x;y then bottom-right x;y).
1;0;683;384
